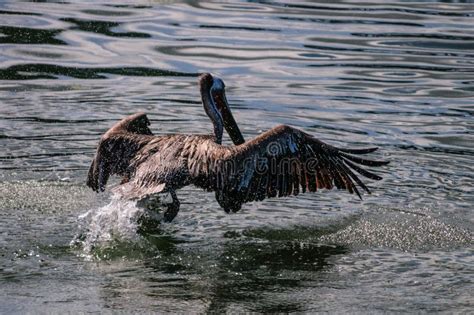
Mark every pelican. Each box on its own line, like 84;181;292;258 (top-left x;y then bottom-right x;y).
87;73;389;222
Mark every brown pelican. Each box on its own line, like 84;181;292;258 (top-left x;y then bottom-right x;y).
87;73;389;222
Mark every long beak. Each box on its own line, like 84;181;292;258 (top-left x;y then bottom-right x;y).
212;89;245;145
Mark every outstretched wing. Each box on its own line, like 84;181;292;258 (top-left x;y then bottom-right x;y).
195;125;389;206
111;135;191;200
86;112;154;192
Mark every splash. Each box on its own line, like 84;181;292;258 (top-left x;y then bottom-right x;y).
72;195;164;258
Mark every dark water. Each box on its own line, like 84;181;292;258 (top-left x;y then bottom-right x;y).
1;0;473;313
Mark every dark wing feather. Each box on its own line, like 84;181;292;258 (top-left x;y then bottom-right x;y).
199;125;388;204
86;113;154;192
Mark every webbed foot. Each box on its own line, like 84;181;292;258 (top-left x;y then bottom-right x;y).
163;191;180;222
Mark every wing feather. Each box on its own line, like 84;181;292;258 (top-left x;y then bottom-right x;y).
194;125;388;205
86;113;153;192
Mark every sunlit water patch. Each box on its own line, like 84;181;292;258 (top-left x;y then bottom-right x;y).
321;206;473;251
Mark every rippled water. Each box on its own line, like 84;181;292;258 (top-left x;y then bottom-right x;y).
1;0;473;313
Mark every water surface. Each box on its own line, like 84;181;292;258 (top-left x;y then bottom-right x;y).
0;0;473;313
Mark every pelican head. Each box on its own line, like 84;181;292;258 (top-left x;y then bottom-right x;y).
199;73;245;145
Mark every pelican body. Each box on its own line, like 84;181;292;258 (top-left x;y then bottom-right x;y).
87;73;388;222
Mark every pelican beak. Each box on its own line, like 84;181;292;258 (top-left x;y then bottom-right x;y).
212;89;245;145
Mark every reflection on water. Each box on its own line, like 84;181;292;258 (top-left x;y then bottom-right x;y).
0;64;195;80
0;0;473;313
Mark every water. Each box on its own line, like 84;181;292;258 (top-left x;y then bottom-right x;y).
1;0;473;313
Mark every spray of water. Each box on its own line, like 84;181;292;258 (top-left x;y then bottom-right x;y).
72;195;164;259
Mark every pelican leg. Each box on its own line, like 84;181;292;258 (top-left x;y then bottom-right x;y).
163;190;180;222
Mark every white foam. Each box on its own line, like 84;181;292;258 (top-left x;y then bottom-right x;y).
75;196;149;254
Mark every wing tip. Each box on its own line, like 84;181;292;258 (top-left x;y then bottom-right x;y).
85;177;101;193
340;152;390;167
